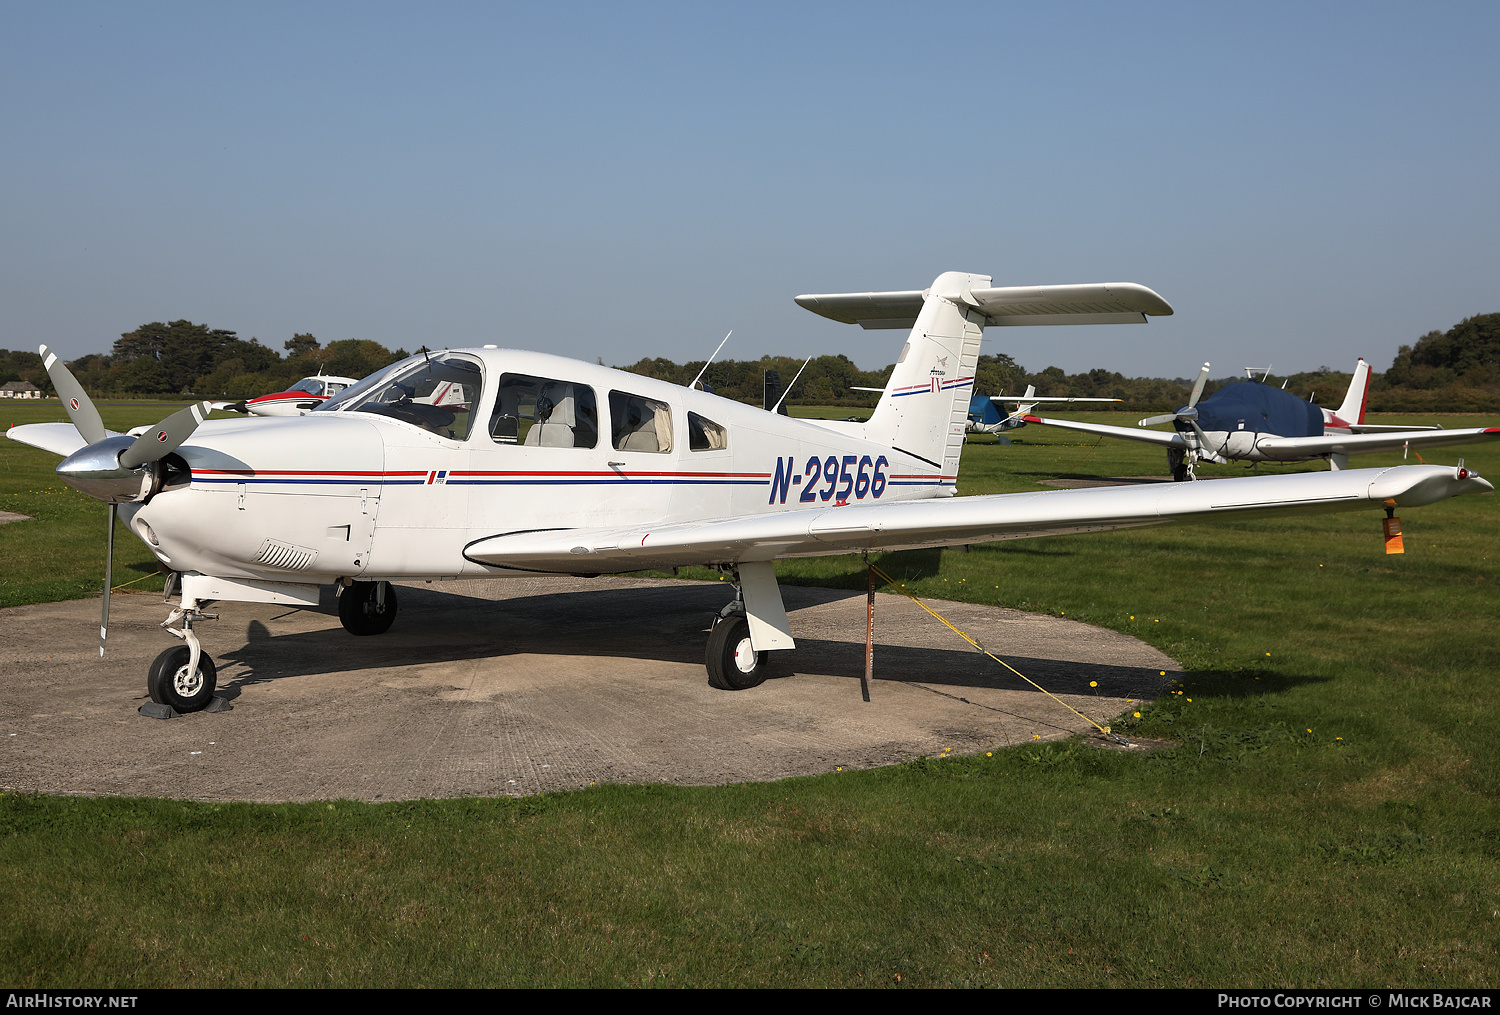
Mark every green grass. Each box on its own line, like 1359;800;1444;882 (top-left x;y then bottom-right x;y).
2;403;1498;987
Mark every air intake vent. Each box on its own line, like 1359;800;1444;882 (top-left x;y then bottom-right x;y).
256;538;318;570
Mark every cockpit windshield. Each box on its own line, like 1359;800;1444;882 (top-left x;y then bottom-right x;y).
289;378;323;395
313;353;484;441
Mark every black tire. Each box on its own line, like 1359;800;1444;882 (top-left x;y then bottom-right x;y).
339;580;398;635
706;614;768;690
146;645;218;713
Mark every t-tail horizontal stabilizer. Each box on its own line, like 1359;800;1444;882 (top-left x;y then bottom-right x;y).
796;272;1175;488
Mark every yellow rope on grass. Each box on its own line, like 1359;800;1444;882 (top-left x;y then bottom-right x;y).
109;571;159;593
868;563;1124;743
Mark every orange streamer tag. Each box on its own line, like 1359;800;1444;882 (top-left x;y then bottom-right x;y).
1383;516;1404;555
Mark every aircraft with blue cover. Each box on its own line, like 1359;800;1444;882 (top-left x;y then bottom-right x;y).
1021;359;1500;480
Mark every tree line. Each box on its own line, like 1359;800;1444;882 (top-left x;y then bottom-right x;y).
1;312;1495;412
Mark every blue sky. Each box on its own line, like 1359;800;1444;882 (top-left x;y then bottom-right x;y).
2;2;1496;379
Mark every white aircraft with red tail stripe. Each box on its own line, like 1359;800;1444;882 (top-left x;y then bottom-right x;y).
10;272;1492;715
212;372;360;417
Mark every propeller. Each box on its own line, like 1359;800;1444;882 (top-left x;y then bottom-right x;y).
1139;362;1211;428
38;345;211;657
119;401;209;468
40;345;107;444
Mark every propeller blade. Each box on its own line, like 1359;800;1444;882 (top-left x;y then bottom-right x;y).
1138;413;1178;427
1187;362;1211;408
39;344;106;445
1186;420;1227;464
118;401;210;470
101;503;115;658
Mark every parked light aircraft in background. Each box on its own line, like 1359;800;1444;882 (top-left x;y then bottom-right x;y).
966;387;1122;437
1021;358;1500;480
10;275;1493;716
212;372;360;417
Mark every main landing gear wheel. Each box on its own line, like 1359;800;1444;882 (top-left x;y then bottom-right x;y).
339;580;398;636
706;614;768;690
147;645;218;714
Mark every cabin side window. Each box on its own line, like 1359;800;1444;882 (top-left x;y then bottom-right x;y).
610;391;673;454
489;374;599;448
687;412;727;451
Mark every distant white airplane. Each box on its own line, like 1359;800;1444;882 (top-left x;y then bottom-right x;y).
1021;359;1500;480
12;275;1491;715
213;372;360;417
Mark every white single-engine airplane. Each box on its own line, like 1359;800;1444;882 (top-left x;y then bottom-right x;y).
211;371;360;417
1021;358;1500;480
10;273;1493;715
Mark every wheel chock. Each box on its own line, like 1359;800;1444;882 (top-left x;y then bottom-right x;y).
137;696;232;719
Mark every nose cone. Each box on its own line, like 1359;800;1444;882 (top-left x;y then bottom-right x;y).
57;435;157;503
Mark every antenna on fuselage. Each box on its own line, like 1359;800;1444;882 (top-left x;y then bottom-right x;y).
771;355;813;415
689;330;733;391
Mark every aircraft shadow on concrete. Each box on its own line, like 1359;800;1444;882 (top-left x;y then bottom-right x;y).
212;582;1174;703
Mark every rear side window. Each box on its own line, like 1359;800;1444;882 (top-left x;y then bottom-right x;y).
489;375;599;448
610;391;673;453
688;412;727;451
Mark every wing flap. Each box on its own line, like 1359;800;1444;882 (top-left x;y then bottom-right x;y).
463;465;1490;573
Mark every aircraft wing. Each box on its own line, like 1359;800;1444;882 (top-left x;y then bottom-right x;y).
1017;413;1190;449
6;422;120;458
464;465;1490;573
795;282;1173;330
1257;426;1500;459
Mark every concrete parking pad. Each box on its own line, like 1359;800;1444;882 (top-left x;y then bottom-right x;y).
0;577;1177;802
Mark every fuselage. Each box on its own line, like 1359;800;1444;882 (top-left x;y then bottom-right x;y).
126;349;952;584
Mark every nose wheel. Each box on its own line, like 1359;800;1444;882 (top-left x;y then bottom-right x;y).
147;645;219;713
339;580;398;635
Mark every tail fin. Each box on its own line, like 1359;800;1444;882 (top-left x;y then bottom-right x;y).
1336;358;1372;425
763;370;790;415
858;272;990;483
